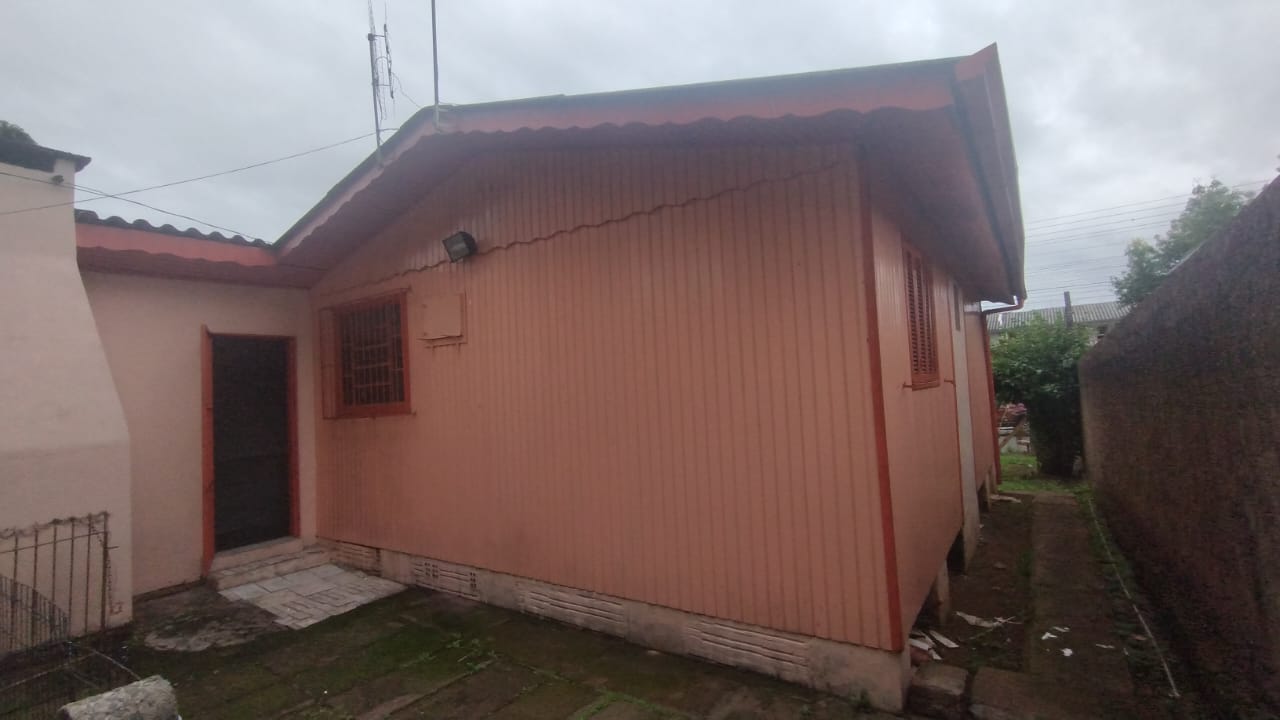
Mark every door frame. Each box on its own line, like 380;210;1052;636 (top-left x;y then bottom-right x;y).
201;328;299;574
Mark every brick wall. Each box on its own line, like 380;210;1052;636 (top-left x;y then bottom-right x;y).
1079;178;1280;709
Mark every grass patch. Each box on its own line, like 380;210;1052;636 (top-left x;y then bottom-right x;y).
999;454;1083;494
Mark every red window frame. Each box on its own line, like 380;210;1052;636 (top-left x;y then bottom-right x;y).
903;245;939;388
328;291;411;418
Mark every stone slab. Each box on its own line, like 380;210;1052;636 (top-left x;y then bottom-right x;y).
219;563;404;629
906;662;968;720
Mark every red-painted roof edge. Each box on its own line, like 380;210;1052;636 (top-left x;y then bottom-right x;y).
275;48;995;258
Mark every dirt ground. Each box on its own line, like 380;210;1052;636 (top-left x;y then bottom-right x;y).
122;588;894;719
919;494;1033;673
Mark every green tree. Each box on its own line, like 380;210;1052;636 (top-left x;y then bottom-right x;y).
0;120;35;145
991;319;1090;477
1112;180;1252;306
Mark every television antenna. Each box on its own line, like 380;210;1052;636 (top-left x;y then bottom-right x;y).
366;0;395;157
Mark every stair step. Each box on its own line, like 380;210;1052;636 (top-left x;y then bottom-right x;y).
210;537;305;573
209;546;331;591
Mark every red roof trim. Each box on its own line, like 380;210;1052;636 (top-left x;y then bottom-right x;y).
275;55;970;258
75;216;321;288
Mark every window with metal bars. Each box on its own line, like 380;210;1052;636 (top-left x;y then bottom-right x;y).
903;245;939;388
328;292;409;417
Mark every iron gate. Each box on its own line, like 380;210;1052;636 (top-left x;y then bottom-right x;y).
0;513;133;718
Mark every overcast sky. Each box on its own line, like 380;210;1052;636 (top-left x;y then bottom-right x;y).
4;1;1277;308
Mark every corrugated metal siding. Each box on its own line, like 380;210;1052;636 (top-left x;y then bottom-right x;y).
965;311;996;486
312;143;896;650
869;208;963;629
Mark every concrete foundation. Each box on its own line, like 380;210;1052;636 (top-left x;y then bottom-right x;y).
327;540;911;711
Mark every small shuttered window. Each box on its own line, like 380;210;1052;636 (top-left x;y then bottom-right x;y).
321;291;410;418
904;246;939;388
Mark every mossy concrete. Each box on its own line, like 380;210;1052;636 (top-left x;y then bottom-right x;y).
124;587;888;719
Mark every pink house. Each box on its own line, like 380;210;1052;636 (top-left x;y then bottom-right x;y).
4;45;1021;711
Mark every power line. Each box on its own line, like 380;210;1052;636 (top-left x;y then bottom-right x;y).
1026;219;1175;246
1026;210;1182;240
1025;259;1127;277
0;170;258;239
1027;200;1187;232
1023;178;1270;226
0;130;385;219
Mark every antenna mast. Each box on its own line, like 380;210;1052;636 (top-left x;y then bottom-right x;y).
366;0;395;159
431;0;440;129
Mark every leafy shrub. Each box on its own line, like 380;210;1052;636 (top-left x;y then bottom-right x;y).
991;319;1090;477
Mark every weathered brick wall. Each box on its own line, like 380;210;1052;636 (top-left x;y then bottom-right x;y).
1080;178;1280;709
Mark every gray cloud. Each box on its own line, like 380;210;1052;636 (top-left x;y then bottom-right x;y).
3;0;1275;306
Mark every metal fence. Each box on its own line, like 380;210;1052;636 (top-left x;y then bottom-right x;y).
0;513;133;718
1;514;113;659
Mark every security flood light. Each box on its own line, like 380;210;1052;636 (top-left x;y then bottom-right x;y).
443;231;477;262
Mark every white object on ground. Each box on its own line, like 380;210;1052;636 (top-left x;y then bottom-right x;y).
909;637;933;651
990;494;1023;503
58;676;178;720
1061;648;1074;657
928;630;959;649
956;611;997;628
1040;631;1058;640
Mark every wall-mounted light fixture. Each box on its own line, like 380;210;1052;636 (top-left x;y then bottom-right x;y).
443;231;477;263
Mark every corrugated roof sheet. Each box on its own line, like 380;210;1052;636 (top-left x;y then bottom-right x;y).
276;44;1024;302
74;209;270;248
987;301;1128;333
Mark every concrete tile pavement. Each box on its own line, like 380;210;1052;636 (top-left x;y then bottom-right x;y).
219;563;405;629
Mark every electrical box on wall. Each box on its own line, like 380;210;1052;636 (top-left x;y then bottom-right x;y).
421;293;465;346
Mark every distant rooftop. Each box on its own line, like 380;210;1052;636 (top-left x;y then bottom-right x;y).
987;300;1128;333
0;137;91;173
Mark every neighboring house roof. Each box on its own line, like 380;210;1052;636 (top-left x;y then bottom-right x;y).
75;210;320;288
986;300;1128;333
0;138;91;173
71;45;1025;299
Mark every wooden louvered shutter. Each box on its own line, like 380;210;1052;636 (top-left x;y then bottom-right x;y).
904;245;939;388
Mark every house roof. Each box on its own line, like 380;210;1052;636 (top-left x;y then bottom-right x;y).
74;209;267;248
987;300;1128;333
75;210;320;288
277;44;1024;301
0;138;91;173
74;45;1025;300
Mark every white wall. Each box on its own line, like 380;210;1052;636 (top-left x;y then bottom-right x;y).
82;272;316;595
0;158;134;627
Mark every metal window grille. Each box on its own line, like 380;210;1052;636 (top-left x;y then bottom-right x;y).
337;296;406;411
904;246;939;386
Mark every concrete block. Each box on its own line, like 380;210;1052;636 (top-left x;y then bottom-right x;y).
625;601;688;656
906;663;967;720
807;636;908;713
58;676;178;720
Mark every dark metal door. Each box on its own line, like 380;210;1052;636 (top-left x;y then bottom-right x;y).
211;336;291;551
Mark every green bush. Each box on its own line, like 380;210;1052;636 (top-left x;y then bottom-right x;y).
991;319;1090;477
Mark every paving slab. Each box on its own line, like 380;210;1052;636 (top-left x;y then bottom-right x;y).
486;680;601;719
389;661;541;718
131;588;874;720
970;667;1096;720
219;563;405;629
590;700;669;719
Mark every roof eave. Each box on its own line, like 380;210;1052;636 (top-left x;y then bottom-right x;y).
274;55;969;260
949;44;1026;304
